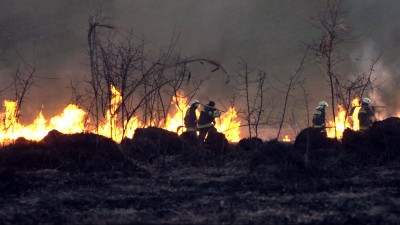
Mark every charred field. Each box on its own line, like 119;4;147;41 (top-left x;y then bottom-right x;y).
1;120;400;225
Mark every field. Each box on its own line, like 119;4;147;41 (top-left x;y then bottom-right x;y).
0;123;400;224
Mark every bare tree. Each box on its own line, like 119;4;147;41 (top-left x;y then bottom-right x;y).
308;0;351;138
276;48;309;140
233;61;268;138
81;13;228;141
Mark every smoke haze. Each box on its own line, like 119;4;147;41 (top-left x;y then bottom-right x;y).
0;0;399;132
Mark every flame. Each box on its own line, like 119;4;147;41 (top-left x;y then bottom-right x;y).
0;101;87;144
282;135;291;142
164;92;187;134
326;98;361;139
0;86;242;144
215;107;241;143
98;85;123;141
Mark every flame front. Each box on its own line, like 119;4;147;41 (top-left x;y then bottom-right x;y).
0;86;241;144
0;101;87;143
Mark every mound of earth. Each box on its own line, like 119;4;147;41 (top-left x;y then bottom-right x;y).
342;117;400;165
238;137;263;152
203;131;231;154
121;127;189;163
0;130;149;175
179;131;199;146
293;127;341;153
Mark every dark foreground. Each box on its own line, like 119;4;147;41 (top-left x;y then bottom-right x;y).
1;120;400;224
0;153;399;224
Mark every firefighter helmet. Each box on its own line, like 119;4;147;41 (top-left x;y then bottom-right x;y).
318;101;329;107
190;100;200;107
362;97;371;104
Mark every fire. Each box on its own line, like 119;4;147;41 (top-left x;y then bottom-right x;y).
215;107;241;143
0;101;87;143
164;93;187;135
0;86;241;144
98;85;123;141
327;98;361;139
282;135;291;142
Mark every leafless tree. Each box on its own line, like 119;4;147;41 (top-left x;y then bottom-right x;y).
308;0;351;138
276;48;309;140
81;13;227;140
233;61;268;138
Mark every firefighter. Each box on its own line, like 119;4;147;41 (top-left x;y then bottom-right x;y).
197;101;221;143
184;100;200;136
312;101;328;135
358;97;375;131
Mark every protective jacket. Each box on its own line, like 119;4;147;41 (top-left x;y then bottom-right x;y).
358;103;375;131
184;106;198;131
312;107;326;128
197;106;216;129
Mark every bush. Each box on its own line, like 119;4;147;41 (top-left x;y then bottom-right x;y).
293;127;341;154
133;127;186;155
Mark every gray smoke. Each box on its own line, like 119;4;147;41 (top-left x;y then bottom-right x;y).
0;0;399;133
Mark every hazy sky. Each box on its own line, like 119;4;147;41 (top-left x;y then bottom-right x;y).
0;0;399;124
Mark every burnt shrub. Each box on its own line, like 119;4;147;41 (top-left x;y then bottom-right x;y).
367;117;400;163
0;130;149;175
41;129;64;145
176;131;232;167
341;117;400;165
293;127;341;154
40;132;137;172
341;128;377;165
0;139;54;171
250;139;304;175
342;128;369;150
238;137;264;152
133;127;185;155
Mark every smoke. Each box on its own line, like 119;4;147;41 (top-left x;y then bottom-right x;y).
352;41;398;119
0;0;399;136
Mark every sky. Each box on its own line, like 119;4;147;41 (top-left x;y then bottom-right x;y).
0;0;399;132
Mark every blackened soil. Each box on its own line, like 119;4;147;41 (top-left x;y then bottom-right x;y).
0;151;399;225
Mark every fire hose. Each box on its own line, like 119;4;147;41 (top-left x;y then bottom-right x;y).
199;103;225;113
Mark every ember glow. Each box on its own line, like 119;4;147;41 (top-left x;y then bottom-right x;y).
0;86;241;144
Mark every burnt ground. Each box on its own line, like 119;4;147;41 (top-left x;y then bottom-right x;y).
0;125;400;224
0;153;399;224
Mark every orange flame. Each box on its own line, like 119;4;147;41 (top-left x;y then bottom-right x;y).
164;92;187;135
215;107;241;142
326;98;361;139
98;85;123;141
0;86;242;144
282;135;291;142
